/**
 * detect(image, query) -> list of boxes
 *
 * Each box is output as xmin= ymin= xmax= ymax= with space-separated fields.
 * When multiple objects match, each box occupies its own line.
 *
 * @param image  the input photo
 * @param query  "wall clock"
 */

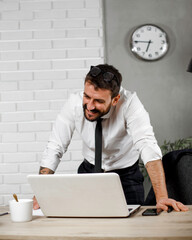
xmin=130 ymin=24 xmax=169 ymax=61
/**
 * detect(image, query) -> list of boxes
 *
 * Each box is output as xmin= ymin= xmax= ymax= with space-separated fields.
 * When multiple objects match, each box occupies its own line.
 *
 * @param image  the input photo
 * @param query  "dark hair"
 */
xmin=85 ymin=64 xmax=122 ymax=98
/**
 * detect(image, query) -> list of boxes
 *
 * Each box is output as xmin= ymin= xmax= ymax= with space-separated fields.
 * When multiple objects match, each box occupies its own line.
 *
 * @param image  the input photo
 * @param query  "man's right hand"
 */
xmin=33 ymin=196 xmax=40 ymax=210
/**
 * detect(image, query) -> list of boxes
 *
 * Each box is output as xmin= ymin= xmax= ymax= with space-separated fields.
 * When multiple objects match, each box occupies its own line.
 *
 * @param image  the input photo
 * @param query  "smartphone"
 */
xmin=142 ymin=208 xmax=162 ymax=216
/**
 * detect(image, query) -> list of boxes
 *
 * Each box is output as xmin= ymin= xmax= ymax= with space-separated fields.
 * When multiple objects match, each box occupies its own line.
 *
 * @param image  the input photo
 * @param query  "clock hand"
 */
xmin=134 ymin=40 xmax=150 ymax=43
xmin=146 ymin=40 xmax=152 ymax=52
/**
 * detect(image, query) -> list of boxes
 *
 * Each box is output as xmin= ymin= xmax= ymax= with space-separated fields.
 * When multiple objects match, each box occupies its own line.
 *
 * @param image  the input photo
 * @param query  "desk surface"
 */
xmin=0 ymin=206 xmax=192 ymax=240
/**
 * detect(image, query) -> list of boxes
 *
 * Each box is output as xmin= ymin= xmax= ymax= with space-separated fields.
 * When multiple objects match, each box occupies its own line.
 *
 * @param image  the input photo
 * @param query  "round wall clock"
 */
xmin=130 ymin=24 xmax=169 ymax=61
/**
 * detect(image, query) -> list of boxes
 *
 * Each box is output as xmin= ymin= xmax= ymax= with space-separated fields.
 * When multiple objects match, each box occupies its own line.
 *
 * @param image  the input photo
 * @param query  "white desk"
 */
xmin=0 ymin=206 xmax=192 ymax=240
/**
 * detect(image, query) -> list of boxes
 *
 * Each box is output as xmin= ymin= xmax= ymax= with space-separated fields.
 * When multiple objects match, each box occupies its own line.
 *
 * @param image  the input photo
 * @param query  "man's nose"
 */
xmin=87 ymin=100 xmax=95 ymax=111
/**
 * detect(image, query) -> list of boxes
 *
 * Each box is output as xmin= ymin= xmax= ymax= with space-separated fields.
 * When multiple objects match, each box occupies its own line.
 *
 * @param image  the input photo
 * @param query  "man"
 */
xmin=33 ymin=64 xmax=188 ymax=212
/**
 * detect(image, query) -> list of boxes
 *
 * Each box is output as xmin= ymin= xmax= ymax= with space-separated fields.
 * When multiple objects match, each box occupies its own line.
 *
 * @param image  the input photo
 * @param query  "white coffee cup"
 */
xmin=9 ymin=199 xmax=33 ymax=222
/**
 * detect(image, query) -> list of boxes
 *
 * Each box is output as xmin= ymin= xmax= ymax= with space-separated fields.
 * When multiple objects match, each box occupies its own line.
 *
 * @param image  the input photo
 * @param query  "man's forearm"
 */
xmin=146 ymin=159 xmax=168 ymax=202
xmin=39 ymin=166 xmax=54 ymax=174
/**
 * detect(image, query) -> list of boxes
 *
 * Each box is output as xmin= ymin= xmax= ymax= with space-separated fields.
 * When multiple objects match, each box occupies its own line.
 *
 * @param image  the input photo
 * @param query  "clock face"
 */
xmin=130 ymin=24 xmax=169 ymax=61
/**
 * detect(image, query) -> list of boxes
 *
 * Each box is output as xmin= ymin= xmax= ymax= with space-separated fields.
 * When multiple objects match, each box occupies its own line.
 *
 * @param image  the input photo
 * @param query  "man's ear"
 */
xmin=112 ymin=94 xmax=120 ymax=106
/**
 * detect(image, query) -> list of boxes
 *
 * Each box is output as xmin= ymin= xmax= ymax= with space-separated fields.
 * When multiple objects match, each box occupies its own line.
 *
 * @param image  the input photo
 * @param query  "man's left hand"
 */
xmin=156 ymin=198 xmax=189 ymax=212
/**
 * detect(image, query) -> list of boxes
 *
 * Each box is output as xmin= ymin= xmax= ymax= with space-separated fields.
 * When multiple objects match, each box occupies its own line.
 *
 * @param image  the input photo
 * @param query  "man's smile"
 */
xmin=84 ymin=106 xmax=101 ymax=121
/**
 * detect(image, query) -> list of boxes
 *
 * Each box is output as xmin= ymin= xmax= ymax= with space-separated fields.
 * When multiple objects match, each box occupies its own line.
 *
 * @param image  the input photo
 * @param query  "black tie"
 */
xmin=94 ymin=118 xmax=102 ymax=173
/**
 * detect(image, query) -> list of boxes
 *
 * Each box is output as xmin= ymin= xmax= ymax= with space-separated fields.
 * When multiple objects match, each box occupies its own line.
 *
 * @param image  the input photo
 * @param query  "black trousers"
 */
xmin=78 ymin=159 xmax=144 ymax=205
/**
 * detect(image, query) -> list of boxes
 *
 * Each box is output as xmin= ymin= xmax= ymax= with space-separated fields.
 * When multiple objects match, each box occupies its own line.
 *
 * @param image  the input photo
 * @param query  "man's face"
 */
xmin=83 ymin=81 xmax=120 ymax=122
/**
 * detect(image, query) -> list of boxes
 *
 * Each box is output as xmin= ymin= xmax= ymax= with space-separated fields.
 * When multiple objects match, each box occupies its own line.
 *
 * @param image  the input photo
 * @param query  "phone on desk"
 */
xmin=142 ymin=208 xmax=163 ymax=216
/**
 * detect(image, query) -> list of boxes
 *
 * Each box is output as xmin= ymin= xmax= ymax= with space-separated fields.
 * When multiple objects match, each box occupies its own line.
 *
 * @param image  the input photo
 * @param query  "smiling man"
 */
xmin=33 ymin=64 xmax=188 ymax=212
xmin=83 ymin=82 xmax=120 ymax=121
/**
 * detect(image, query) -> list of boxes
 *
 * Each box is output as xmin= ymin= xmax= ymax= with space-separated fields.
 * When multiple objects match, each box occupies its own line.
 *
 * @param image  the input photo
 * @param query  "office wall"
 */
xmin=104 ymin=0 xmax=192 ymax=146
xmin=0 ymin=0 xmax=104 ymax=205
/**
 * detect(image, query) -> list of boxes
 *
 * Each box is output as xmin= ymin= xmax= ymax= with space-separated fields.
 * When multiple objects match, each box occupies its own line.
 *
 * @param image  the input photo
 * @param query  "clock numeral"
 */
xmin=136 ymin=34 xmax=140 ymax=38
xmin=155 ymin=52 xmax=159 ymax=56
xmin=148 ymin=54 xmax=152 ymax=58
xmin=147 ymin=26 xmax=151 ymax=31
xmin=161 ymin=40 xmax=165 ymax=44
xmin=142 ymin=52 xmax=145 ymax=56
xmin=137 ymin=47 xmax=141 ymax=51
xmin=159 ymin=34 xmax=163 ymax=37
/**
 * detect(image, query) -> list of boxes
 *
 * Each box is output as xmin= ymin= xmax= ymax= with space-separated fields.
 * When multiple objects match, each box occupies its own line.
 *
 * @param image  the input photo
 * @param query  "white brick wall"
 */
xmin=0 ymin=0 xmax=104 ymax=206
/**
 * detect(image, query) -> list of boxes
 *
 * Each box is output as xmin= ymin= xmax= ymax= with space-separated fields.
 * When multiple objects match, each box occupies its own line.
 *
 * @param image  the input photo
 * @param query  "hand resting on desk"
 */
xmin=156 ymin=198 xmax=188 ymax=212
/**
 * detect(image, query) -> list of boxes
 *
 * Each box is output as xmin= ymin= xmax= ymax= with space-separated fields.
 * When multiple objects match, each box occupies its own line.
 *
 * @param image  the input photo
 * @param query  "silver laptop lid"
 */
xmin=28 ymin=173 xmax=136 ymax=217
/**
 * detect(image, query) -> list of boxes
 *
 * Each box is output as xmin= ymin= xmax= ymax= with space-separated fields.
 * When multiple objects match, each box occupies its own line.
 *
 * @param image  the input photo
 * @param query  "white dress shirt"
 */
xmin=41 ymin=87 xmax=162 ymax=172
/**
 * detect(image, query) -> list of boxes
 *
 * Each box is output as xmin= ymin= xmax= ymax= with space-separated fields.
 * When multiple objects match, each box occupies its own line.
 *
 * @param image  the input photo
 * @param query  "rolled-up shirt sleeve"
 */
xmin=125 ymin=93 xmax=162 ymax=165
xmin=41 ymin=94 xmax=76 ymax=172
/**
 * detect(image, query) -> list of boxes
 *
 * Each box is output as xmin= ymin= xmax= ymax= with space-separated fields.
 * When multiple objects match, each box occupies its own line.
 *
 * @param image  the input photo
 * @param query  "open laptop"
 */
xmin=28 ymin=173 xmax=140 ymax=218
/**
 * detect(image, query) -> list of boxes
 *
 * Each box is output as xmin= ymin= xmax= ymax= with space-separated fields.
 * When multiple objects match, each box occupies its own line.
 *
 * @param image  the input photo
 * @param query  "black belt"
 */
xmin=84 ymin=159 xmax=139 ymax=175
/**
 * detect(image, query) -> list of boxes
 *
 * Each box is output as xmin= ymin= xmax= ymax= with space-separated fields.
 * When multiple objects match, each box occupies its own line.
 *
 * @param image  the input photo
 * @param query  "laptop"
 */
xmin=28 ymin=173 xmax=140 ymax=218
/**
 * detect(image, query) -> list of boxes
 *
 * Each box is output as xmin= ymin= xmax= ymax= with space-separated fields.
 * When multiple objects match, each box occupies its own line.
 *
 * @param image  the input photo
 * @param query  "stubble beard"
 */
xmin=83 ymin=104 xmax=111 ymax=122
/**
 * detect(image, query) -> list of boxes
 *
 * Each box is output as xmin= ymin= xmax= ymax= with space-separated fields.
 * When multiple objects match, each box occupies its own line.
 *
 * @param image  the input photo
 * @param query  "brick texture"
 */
xmin=0 ymin=0 xmax=104 ymax=205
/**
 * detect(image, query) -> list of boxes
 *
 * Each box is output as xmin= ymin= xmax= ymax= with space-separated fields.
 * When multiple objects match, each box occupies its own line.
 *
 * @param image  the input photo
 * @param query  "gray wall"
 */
xmin=104 ymin=0 xmax=192 ymax=146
